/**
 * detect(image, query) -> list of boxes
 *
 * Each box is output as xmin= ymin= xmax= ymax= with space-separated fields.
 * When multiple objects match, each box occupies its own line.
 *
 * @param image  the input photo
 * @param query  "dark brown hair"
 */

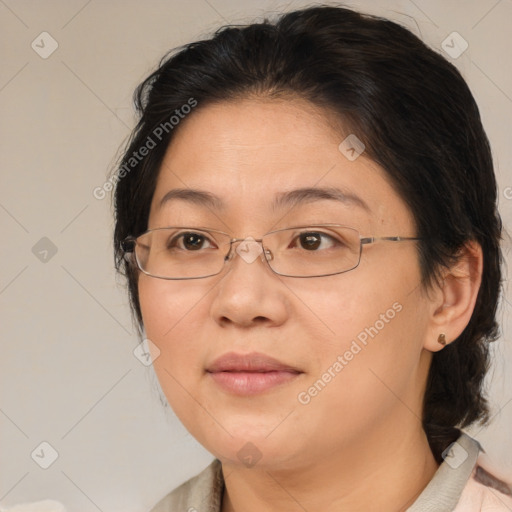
xmin=111 ymin=4 xmax=503 ymax=462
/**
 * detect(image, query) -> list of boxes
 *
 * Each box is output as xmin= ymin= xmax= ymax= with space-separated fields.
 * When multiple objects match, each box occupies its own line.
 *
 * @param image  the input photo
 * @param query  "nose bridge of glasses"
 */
xmin=226 ymin=237 xmax=273 ymax=265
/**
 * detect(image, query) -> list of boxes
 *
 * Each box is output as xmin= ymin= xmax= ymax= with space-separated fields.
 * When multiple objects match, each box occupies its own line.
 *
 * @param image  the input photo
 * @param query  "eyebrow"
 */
xmin=158 ymin=186 xmax=370 ymax=212
xmin=159 ymin=188 xmax=224 ymax=210
xmin=272 ymin=186 xmax=370 ymax=213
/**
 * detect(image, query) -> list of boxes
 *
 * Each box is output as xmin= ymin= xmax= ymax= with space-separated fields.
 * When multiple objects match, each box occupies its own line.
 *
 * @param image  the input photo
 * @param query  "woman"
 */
xmin=112 ymin=5 xmax=512 ymax=511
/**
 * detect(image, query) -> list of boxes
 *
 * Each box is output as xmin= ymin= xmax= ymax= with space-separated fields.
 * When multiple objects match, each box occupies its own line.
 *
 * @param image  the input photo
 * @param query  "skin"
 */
xmin=138 ymin=98 xmax=483 ymax=511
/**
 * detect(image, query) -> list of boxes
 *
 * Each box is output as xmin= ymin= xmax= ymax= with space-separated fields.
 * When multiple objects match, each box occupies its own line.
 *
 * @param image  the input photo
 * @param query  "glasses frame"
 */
xmin=121 ymin=224 xmax=421 ymax=280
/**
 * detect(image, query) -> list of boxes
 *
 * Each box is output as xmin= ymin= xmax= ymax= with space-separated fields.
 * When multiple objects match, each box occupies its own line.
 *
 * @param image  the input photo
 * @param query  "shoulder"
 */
xmin=454 ymin=456 xmax=512 ymax=511
xmin=148 ymin=459 xmax=223 ymax=512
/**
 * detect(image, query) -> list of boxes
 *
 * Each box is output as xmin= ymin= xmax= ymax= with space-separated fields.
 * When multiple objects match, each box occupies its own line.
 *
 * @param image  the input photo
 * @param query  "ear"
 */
xmin=423 ymin=241 xmax=483 ymax=352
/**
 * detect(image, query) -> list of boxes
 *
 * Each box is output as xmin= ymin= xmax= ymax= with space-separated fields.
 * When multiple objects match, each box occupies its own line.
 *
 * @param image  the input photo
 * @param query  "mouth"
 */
xmin=205 ymin=352 xmax=303 ymax=396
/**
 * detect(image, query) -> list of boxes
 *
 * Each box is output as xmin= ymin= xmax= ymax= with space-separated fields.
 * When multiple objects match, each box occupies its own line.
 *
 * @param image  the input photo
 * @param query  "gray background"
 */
xmin=1 ymin=0 xmax=511 ymax=510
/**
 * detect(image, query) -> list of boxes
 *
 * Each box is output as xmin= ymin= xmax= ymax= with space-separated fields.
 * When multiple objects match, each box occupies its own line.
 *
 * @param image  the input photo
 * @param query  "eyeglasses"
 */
xmin=121 ymin=224 xmax=421 ymax=280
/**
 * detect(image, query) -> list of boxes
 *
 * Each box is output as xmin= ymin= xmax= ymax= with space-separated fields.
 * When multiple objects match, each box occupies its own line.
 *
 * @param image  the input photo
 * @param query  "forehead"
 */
xmin=159 ymin=97 xmax=344 ymax=172
xmin=148 ymin=99 xmax=413 ymax=232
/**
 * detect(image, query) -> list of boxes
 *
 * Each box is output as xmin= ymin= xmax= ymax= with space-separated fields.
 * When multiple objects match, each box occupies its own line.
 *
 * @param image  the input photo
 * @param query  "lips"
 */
xmin=206 ymin=352 xmax=303 ymax=395
xmin=207 ymin=352 xmax=301 ymax=373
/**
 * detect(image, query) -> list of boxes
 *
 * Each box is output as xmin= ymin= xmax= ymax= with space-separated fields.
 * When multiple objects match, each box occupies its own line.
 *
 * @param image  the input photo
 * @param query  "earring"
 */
xmin=438 ymin=333 xmax=447 ymax=346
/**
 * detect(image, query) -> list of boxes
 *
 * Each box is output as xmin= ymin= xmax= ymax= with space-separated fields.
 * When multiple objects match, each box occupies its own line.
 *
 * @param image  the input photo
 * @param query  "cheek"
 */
xmin=288 ymin=267 xmax=411 ymax=351
xmin=138 ymin=277 xmax=208 ymax=417
xmin=294 ymin=255 xmax=425 ymax=390
xmin=294 ymin=295 xmax=424 ymax=440
xmin=139 ymin=275 xmax=202 ymax=334
xmin=139 ymin=278 xmax=177 ymax=337
xmin=138 ymin=276 xmax=207 ymax=366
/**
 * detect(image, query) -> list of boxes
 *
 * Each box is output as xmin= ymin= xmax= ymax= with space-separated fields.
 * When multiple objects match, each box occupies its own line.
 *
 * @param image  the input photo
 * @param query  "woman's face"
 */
xmin=139 ymin=98 xmax=435 ymax=468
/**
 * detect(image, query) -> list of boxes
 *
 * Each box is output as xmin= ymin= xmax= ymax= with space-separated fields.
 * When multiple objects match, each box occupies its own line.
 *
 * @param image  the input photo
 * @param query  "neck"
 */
xmin=220 ymin=422 xmax=439 ymax=512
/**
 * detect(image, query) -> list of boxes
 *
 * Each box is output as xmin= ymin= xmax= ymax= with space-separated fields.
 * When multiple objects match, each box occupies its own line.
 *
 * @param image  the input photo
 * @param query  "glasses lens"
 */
xmin=263 ymin=226 xmax=361 ymax=277
xmin=135 ymin=228 xmax=230 ymax=279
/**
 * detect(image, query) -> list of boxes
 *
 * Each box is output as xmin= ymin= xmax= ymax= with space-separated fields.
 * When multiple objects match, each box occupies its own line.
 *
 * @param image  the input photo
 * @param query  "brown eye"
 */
xmin=166 ymin=232 xmax=215 ymax=251
xmin=182 ymin=232 xmax=207 ymax=250
xmin=299 ymin=233 xmax=322 ymax=250
xmin=295 ymin=231 xmax=339 ymax=251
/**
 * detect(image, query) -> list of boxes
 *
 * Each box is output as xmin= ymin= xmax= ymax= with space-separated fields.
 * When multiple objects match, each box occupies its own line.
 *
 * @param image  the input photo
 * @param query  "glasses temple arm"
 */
xmin=360 ymin=236 xmax=422 ymax=245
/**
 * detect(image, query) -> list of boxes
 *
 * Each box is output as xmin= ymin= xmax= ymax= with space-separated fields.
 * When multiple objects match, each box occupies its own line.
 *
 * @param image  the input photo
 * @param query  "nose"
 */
xmin=210 ymin=237 xmax=288 ymax=328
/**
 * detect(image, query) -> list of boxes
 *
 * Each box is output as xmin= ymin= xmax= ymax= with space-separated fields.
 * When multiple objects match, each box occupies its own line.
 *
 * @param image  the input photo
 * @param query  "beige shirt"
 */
xmin=150 ymin=433 xmax=512 ymax=511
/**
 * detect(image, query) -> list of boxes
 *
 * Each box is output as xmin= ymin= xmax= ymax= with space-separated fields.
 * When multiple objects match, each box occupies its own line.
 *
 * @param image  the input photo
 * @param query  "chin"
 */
xmin=188 ymin=420 xmax=307 ymax=470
